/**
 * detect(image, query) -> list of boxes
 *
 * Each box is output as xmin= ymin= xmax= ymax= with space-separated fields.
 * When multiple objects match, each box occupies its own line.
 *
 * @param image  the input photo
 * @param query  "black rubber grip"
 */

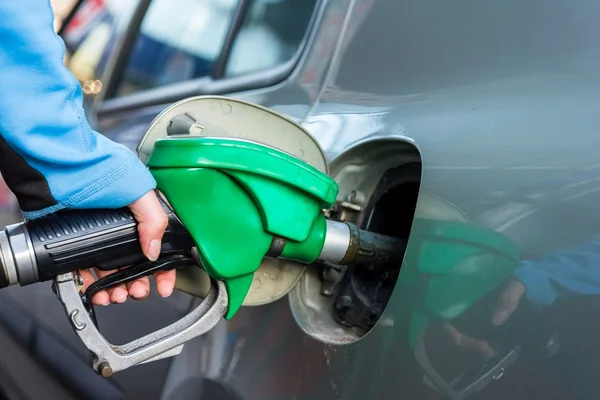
xmin=27 ymin=200 xmax=194 ymax=283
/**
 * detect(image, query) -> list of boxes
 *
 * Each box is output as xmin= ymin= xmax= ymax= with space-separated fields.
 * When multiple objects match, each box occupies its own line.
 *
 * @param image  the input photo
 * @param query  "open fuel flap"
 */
xmin=139 ymin=96 xmax=332 ymax=310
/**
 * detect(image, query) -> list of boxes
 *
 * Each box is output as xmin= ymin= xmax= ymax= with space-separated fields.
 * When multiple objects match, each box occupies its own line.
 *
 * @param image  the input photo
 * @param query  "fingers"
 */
xmin=491 ymin=279 xmax=526 ymax=326
xmin=154 ymin=269 xmax=176 ymax=298
xmin=128 ymin=191 xmax=175 ymax=299
xmin=79 ymin=269 xmax=110 ymax=306
xmin=78 ymin=191 xmax=175 ymax=306
xmin=78 ymin=268 xmax=169 ymax=305
xmin=128 ymin=191 xmax=169 ymax=262
xmin=126 ymin=276 xmax=151 ymax=300
xmin=95 ymin=268 xmax=128 ymax=304
xmin=443 ymin=323 xmax=496 ymax=360
xmin=93 ymin=269 xmax=152 ymax=303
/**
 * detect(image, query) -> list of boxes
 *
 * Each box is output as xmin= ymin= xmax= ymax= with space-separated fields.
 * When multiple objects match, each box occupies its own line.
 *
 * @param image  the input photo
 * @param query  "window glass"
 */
xmin=61 ymin=0 xmax=140 ymax=96
xmin=115 ymin=0 xmax=239 ymax=97
xmin=225 ymin=0 xmax=317 ymax=77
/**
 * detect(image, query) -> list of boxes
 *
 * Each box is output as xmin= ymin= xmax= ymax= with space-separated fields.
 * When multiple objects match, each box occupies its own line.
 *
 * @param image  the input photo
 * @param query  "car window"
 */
xmin=225 ymin=0 xmax=317 ymax=77
xmin=115 ymin=0 xmax=239 ymax=97
xmin=61 ymin=0 xmax=140 ymax=97
xmin=113 ymin=0 xmax=318 ymax=98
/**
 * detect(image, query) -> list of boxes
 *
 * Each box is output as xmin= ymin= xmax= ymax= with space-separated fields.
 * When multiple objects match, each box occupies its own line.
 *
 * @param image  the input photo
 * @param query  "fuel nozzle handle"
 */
xmin=0 ymin=199 xmax=194 ymax=289
xmin=0 ymin=204 xmax=404 ymax=292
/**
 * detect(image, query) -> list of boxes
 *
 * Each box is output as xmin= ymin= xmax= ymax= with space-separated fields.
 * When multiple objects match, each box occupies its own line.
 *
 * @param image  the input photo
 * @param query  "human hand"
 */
xmin=443 ymin=322 xmax=496 ymax=360
xmin=491 ymin=279 xmax=526 ymax=326
xmin=79 ymin=191 xmax=177 ymax=305
xmin=443 ymin=279 xmax=526 ymax=360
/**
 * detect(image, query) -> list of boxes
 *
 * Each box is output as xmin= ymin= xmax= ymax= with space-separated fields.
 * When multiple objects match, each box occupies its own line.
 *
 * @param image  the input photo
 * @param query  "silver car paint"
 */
xmin=3 ymin=0 xmax=600 ymax=399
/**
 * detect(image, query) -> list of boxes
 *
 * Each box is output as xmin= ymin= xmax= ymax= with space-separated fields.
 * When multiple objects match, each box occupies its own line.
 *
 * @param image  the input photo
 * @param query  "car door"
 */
xmin=0 ymin=1 xmax=333 ymax=399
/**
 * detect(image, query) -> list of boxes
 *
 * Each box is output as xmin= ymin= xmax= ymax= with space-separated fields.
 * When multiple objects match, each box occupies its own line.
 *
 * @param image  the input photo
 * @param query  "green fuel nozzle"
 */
xmin=0 ymin=96 xmax=405 ymax=377
xmin=147 ymin=136 xmax=403 ymax=319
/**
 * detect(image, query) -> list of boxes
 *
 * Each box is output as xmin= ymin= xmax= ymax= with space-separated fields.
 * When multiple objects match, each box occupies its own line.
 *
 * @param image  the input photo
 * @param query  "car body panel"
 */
xmin=2 ymin=0 xmax=600 ymax=399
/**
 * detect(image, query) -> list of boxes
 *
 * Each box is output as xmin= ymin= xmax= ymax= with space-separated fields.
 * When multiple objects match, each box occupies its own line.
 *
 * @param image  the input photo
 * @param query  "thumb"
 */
xmin=491 ymin=279 xmax=526 ymax=326
xmin=128 ymin=191 xmax=169 ymax=261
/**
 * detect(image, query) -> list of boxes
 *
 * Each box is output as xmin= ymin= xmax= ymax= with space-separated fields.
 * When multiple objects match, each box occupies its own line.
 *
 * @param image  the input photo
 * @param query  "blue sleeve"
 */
xmin=514 ymin=234 xmax=600 ymax=308
xmin=0 ymin=1 xmax=156 ymax=219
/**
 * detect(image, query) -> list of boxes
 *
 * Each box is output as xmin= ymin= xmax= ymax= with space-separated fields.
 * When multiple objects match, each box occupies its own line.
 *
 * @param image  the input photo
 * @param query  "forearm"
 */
xmin=0 ymin=0 xmax=155 ymax=219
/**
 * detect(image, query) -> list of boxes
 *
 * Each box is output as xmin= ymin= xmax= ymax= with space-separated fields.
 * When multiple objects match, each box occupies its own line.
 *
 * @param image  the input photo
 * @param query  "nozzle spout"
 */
xmin=318 ymin=220 xmax=406 ymax=271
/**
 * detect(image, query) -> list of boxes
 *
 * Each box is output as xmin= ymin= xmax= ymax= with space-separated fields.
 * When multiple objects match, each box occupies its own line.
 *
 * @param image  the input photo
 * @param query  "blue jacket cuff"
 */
xmin=513 ymin=260 xmax=558 ymax=308
xmin=23 ymin=152 xmax=156 ymax=219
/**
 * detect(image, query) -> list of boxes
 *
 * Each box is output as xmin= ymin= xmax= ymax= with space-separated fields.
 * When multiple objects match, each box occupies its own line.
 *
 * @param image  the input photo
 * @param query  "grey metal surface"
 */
xmin=220 ymin=0 xmax=600 ymax=397
xmin=52 ymin=272 xmax=228 ymax=376
xmin=5 ymin=223 xmax=38 ymax=285
xmin=0 ymin=230 xmax=18 ymax=286
xmin=318 ymin=220 xmax=350 ymax=263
